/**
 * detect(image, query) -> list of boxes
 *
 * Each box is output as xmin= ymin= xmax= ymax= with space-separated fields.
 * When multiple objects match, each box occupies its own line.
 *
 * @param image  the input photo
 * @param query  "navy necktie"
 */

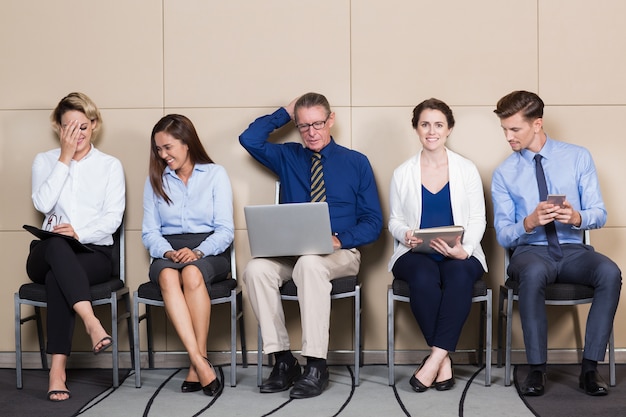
xmin=534 ymin=154 xmax=563 ymax=260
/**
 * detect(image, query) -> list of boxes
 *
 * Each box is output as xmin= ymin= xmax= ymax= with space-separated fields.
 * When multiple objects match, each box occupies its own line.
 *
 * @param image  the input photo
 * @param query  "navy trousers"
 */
xmin=507 ymin=244 xmax=621 ymax=364
xmin=26 ymin=237 xmax=112 ymax=355
xmin=392 ymin=252 xmax=483 ymax=352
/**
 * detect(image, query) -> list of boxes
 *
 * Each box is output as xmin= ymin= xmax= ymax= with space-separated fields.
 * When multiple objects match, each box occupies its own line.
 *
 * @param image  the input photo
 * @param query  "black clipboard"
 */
xmin=23 ymin=224 xmax=94 ymax=253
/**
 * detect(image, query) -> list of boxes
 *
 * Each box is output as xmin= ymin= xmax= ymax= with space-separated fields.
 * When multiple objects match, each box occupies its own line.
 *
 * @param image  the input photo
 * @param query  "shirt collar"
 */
xmin=520 ymin=135 xmax=555 ymax=163
xmin=308 ymin=137 xmax=337 ymax=159
xmin=164 ymin=163 xmax=208 ymax=179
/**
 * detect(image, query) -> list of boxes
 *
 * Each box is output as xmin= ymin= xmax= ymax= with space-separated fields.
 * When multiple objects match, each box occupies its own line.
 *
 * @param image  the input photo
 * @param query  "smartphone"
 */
xmin=547 ymin=194 xmax=566 ymax=207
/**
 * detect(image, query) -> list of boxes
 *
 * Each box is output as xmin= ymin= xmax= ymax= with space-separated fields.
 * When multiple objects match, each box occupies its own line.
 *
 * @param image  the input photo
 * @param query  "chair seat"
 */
xmin=137 ymin=278 xmax=237 ymax=301
xmin=279 ymin=275 xmax=358 ymax=296
xmin=392 ymin=277 xmax=488 ymax=298
xmin=18 ymin=279 xmax=125 ymax=303
xmin=504 ymin=279 xmax=595 ymax=300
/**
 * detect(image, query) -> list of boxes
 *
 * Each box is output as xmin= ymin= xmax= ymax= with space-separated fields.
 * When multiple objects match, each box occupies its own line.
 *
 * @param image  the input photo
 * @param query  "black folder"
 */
xmin=23 ymin=224 xmax=94 ymax=253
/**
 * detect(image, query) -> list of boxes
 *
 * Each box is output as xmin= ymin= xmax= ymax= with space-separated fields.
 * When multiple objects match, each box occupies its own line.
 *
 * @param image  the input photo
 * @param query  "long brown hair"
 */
xmin=148 ymin=114 xmax=213 ymax=204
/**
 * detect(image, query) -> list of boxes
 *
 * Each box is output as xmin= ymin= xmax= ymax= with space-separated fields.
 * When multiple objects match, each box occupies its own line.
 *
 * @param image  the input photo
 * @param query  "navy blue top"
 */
xmin=239 ymin=107 xmax=383 ymax=249
xmin=420 ymin=183 xmax=453 ymax=261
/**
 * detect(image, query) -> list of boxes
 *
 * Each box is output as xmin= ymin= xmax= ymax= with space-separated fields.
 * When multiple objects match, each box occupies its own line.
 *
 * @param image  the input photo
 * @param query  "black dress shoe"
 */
xmin=289 ymin=365 xmax=329 ymax=399
xmin=579 ymin=370 xmax=609 ymax=396
xmin=520 ymin=370 xmax=546 ymax=396
xmin=434 ymin=357 xmax=455 ymax=391
xmin=260 ymin=357 xmax=302 ymax=393
xmin=409 ymin=355 xmax=432 ymax=392
xmin=181 ymin=380 xmax=202 ymax=393
xmin=202 ymin=359 xmax=223 ymax=397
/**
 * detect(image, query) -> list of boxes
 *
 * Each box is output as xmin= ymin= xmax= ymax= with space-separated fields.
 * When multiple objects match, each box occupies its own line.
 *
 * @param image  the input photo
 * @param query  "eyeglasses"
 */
xmin=295 ymin=115 xmax=330 ymax=133
xmin=45 ymin=213 xmax=62 ymax=231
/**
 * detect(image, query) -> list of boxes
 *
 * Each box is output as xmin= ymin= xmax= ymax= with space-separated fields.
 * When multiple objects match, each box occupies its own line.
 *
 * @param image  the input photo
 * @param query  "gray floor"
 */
xmin=77 ymin=364 xmax=534 ymax=417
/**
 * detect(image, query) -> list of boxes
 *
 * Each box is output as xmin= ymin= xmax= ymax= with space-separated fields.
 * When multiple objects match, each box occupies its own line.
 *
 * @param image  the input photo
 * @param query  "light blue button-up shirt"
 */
xmin=142 ymin=163 xmax=234 ymax=258
xmin=491 ymin=136 xmax=606 ymax=249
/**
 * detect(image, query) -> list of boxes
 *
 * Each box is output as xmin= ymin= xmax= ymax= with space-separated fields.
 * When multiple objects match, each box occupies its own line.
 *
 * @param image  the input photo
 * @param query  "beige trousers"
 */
xmin=243 ymin=248 xmax=360 ymax=359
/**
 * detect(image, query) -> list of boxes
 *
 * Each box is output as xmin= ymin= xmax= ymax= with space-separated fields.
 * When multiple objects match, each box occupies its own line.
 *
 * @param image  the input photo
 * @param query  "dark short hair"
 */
xmin=494 ymin=90 xmax=544 ymax=121
xmin=294 ymin=92 xmax=331 ymax=123
xmin=411 ymin=98 xmax=455 ymax=129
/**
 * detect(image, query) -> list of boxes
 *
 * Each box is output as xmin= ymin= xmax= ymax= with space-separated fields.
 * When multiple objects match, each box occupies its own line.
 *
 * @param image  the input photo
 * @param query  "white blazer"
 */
xmin=388 ymin=148 xmax=488 ymax=272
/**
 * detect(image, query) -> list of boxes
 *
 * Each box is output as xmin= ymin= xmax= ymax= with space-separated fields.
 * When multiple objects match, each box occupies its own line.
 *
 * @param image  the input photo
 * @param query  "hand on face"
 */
xmin=59 ymin=120 xmax=81 ymax=163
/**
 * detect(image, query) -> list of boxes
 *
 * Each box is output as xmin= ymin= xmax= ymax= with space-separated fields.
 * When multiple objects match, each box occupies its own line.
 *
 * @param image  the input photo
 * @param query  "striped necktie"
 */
xmin=310 ymin=152 xmax=326 ymax=202
xmin=534 ymin=154 xmax=563 ymax=260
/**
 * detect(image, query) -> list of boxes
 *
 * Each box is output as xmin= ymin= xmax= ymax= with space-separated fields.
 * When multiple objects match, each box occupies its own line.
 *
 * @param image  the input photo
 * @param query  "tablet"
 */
xmin=411 ymin=225 xmax=464 ymax=254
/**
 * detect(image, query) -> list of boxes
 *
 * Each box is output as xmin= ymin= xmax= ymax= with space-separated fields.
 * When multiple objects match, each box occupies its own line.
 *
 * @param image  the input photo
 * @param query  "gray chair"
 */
xmin=256 ymin=181 xmax=362 ymax=386
xmin=497 ymin=230 xmax=616 ymax=386
xmin=133 ymin=243 xmax=247 ymax=388
xmin=14 ymin=225 xmax=132 ymax=389
xmin=387 ymin=240 xmax=492 ymax=386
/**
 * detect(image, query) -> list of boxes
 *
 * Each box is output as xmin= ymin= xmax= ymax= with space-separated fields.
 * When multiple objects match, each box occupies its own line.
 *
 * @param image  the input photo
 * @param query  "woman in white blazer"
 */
xmin=388 ymin=98 xmax=488 ymax=393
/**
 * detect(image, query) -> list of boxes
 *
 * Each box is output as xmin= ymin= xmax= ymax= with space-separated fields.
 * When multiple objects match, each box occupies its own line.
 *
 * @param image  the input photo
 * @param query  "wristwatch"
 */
xmin=193 ymin=250 xmax=204 ymax=259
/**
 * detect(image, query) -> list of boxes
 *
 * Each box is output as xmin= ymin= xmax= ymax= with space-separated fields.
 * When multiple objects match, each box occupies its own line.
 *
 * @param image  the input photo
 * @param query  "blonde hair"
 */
xmin=50 ymin=92 xmax=102 ymax=136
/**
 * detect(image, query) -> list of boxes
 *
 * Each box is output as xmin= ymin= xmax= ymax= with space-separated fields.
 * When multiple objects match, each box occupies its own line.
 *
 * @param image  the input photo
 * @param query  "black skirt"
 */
xmin=148 ymin=233 xmax=230 ymax=291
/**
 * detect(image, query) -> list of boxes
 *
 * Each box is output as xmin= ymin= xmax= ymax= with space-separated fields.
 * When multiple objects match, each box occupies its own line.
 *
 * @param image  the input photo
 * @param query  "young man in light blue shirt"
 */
xmin=491 ymin=90 xmax=621 ymax=397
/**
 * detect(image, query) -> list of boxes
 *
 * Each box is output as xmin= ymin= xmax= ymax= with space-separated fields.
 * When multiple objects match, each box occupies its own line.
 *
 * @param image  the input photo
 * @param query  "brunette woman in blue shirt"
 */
xmin=142 ymin=114 xmax=234 ymax=396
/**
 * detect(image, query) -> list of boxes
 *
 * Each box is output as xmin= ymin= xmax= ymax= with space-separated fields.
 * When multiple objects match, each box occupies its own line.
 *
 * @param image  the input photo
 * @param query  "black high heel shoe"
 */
xmin=181 ymin=380 xmax=202 ymax=393
xmin=202 ymin=358 xmax=222 ymax=397
xmin=409 ymin=355 xmax=431 ymax=392
xmin=434 ymin=356 xmax=455 ymax=391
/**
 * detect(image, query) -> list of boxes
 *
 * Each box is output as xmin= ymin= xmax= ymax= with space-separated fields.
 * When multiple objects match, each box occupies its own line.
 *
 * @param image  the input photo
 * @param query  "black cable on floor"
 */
xmin=458 ymin=364 xmax=485 ymax=417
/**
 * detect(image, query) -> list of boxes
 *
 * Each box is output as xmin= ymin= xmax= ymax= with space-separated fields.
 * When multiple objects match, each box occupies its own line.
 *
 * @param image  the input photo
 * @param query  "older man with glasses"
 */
xmin=239 ymin=92 xmax=382 ymax=399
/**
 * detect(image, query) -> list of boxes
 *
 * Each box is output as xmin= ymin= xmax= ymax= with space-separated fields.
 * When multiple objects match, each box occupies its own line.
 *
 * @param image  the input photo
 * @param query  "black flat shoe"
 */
xmin=202 ymin=359 xmax=222 ymax=397
xmin=434 ymin=356 xmax=455 ymax=391
xmin=579 ymin=370 xmax=609 ymax=396
xmin=409 ymin=355 xmax=431 ymax=393
xmin=181 ymin=380 xmax=202 ymax=393
xmin=521 ymin=370 xmax=546 ymax=397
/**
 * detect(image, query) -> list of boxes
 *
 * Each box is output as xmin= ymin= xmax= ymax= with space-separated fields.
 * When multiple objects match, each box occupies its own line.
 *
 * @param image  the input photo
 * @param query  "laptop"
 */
xmin=244 ymin=202 xmax=334 ymax=258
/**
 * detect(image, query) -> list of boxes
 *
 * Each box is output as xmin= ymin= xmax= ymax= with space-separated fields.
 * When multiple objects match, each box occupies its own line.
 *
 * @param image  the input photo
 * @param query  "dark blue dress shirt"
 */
xmin=240 ymin=107 xmax=383 ymax=249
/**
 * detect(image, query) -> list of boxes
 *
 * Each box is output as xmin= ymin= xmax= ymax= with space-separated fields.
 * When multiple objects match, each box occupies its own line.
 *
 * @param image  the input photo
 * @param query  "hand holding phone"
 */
xmin=547 ymin=194 xmax=565 ymax=208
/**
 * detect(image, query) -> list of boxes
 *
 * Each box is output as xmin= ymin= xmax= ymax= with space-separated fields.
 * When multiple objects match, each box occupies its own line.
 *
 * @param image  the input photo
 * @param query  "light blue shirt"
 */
xmin=142 ymin=163 xmax=234 ymax=258
xmin=491 ymin=136 xmax=606 ymax=249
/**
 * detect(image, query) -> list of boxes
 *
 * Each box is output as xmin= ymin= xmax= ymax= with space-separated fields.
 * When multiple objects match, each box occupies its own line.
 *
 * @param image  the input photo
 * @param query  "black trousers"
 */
xmin=26 ymin=237 xmax=113 ymax=355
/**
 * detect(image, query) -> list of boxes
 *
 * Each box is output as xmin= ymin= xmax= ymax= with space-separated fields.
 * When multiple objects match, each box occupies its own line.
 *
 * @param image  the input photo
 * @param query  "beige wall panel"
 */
xmin=0 ymin=1 xmax=163 ymax=110
xmin=351 ymin=1 xmax=538 ymax=106
xmin=542 ymin=106 xmax=626 ymax=227
xmin=163 ymin=0 xmax=351 ymax=108
xmin=0 ymin=110 xmax=57 ymax=230
xmin=539 ymin=0 xmax=626 ymax=104
xmin=97 ymin=109 xmax=166 ymax=231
